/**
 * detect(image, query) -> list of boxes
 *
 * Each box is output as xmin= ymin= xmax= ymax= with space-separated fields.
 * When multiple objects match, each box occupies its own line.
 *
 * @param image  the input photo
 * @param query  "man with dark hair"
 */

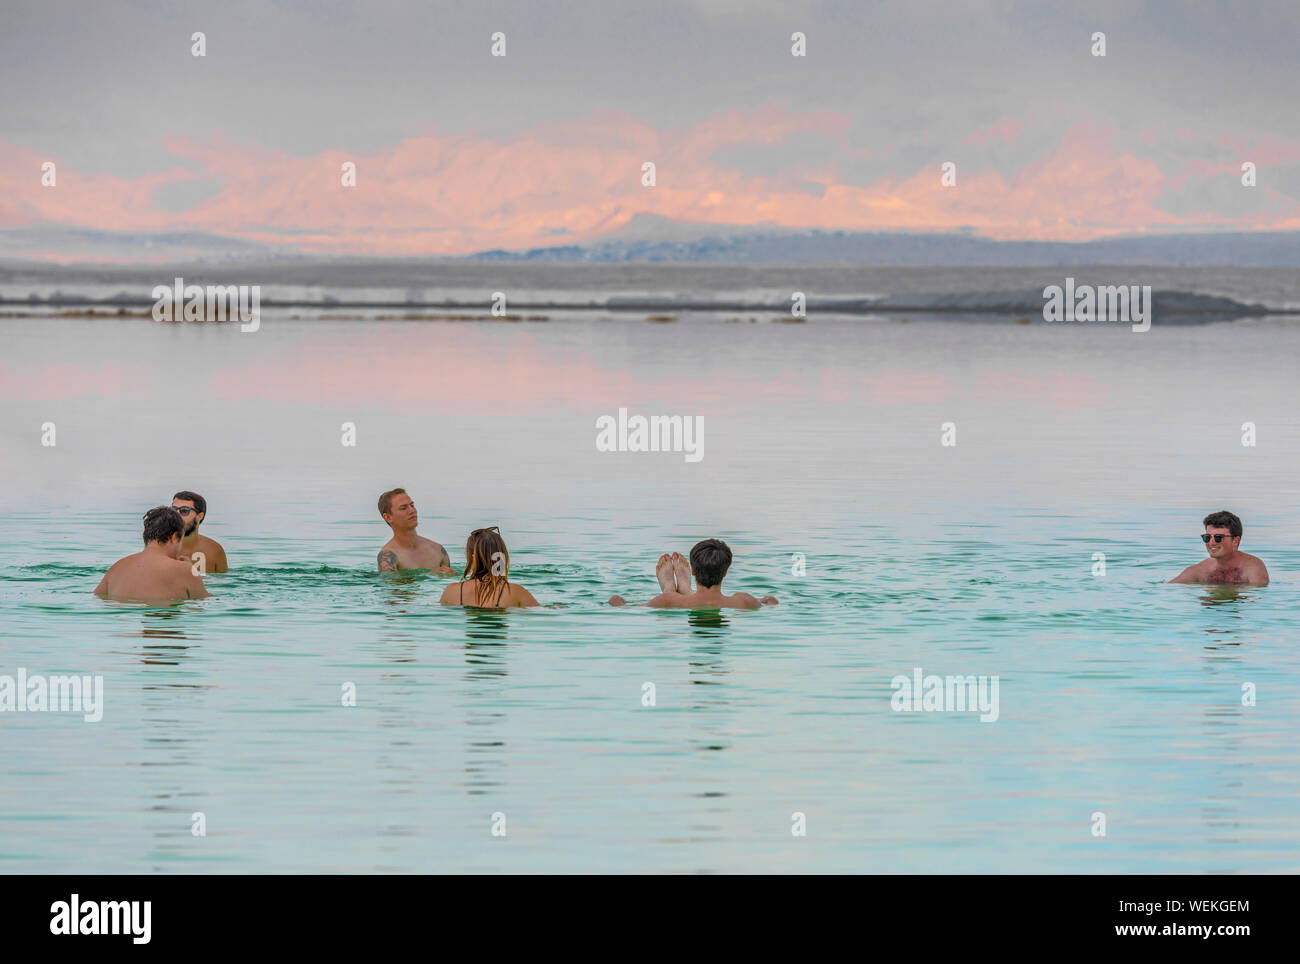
xmin=376 ymin=487 xmax=452 ymax=573
xmin=172 ymin=490 xmax=228 ymax=574
xmin=608 ymin=538 xmax=778 ymax=609
xmin=1170 ymin=510 xmax=1269 ymax=586
xmin=94 ymin=507 xmax=211 ymax=602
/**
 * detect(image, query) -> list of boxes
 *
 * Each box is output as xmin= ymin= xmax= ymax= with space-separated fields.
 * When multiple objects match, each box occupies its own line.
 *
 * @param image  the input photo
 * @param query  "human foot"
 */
xmin=671 ymin=552 xmax=693 ymax=594
xmin=656 ymin=553 xmax=676 ymax=593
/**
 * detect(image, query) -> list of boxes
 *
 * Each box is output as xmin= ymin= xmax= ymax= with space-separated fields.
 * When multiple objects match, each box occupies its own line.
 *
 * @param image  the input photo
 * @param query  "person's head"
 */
xmin=1202 ymin=510 xmax=1243 ymax=559
xmin=378 ymin=488 xmax=417 ymax=531
xmin=143 ymin=506 xmax=185 ymax=549
xmin=171 ymin=490 xmax=206 ymax=536
xmin=690 ymin=538 xmax=733 ymax=589
xmin=463 ymin=527 xmax=510 ymax=602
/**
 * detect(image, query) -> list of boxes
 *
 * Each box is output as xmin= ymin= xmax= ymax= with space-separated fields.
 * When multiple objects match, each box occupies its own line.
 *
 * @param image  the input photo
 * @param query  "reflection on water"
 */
xmin=136 ymin=607 xmax=193 ymax=667
xmin=688 ymin=638 xmax=731 ymax=759
xmin=687 ymin=608 xmax=730 ymax=637
xmin=379 ymin=572 xmax=430 ymax=652
xmin=1192 ymin=585 xmax=1253 ymax=863
xmin=464 ymin=637 xmax=509 ymax=678
xmin=1198 ymin=585 xmax=1256 ymax=608
xmin=1198 ymin=586 xmax=1254 ymax=654
xmin=464 ymin=608 xmax=510 ymax=642
xmin=379 ymin=571 xmax=426 ymax=610
xmin=685 ymin=634 xmax=732 ymax=862
xmin=125 ymin=607 xmax=209 ymax=869
xmin=1199 ymin=699 xmax=1246 ymax=857
xmin=688 ymin=639 xmax=729 ymax=688
xmin=463 ymin=637 xmax=508 ymax=798
xmin=1198 ymin=652 xmax=1248 ymax=857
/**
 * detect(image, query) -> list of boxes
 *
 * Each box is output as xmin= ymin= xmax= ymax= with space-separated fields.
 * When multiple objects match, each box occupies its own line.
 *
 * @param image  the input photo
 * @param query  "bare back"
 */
xmin=95 ymin=550 xmax=210 ymax=603
xmin=439 ymin=578 xmax=539 ymax=608
xmin=647 ymin=589 xmax=763 ymax=610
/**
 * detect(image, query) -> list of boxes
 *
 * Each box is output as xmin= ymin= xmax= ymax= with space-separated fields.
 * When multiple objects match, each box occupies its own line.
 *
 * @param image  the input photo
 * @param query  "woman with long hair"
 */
xmin=439 ymin=527 xmax=540 ymax=608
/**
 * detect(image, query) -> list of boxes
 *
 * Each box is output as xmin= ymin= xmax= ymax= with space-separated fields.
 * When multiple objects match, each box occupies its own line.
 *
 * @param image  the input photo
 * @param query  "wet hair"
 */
xmin=463 ymin=527 xmax=509 ymax=606
xmin=172 ymin=490 xmax=206 ymax=519
xmin=690 ymin=538 xmax=732 ymax=588
xmin=378 ymin=487 xmax=407 ymax=518
xmin=143 ymin=506 xmax=185 ymax=545
xmin=1203 ymin=510 xmax=1243 ymax=540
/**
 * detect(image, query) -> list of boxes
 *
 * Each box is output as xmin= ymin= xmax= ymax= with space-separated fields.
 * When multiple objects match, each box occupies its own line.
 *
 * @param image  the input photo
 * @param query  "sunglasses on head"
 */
xmin=471 ymin=526 xmax=500 ymax=536
xmin=1201 ymin=533 xmax=1231 ymax=544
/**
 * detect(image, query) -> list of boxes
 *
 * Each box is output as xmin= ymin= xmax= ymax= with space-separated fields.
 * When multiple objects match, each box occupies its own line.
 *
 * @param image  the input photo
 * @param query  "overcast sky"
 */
xmin=2 ymin=0 xmax=1297 ymax=255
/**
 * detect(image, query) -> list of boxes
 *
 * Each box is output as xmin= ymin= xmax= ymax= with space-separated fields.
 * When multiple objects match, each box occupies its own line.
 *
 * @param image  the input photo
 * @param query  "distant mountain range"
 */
xmin=470 ymin=214 xmax=1300 ymax=266
xmin=3 ymin=216 xmax=1299 ymax=266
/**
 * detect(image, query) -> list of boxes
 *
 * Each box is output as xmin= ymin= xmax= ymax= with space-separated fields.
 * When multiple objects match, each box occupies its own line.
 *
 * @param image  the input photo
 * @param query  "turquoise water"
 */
xmin=2 ymin=292 xmax=1299 ymax=872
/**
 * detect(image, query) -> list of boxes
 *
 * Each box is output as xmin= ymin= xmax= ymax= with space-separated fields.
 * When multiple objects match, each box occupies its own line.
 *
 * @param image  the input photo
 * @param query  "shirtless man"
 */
xmin=1170 ymin=510 xmax=1269 ymax=586
xmin=609 ymin=538 xmax=779 ymax=609
xmin=172 ymin=490 xmax=228 ymax=574
xmin=376 ymin=487 xmax=453 ymax=573
xmin=94 ymin=506 xmax=211 ymax=603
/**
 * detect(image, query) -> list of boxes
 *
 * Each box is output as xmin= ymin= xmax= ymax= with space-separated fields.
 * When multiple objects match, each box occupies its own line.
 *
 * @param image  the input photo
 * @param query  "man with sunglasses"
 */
xmin=171 ymin=490 xmax=229 ymax=574
xmin=376 ymin=487 xmax=452 ymax=573
xmin=1170 ymin=510 xmax=1269 ymax=586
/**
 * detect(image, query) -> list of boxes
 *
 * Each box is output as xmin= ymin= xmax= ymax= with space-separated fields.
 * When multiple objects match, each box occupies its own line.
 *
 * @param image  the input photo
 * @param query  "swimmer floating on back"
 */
xmin=609 ymin=538 xmax=778 ymax=609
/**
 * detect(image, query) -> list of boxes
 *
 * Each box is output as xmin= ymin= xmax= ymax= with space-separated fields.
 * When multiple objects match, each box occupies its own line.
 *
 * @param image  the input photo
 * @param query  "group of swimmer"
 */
xmin=92 ymin=487 xmax=780 ymax=608
xmin=94 ymin=491 xmax=1269 ymax=606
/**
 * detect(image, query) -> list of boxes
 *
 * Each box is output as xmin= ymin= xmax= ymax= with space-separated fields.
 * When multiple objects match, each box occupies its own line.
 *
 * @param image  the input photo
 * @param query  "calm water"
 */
xmin=2 ymin=267 xmax=1299 ymax=872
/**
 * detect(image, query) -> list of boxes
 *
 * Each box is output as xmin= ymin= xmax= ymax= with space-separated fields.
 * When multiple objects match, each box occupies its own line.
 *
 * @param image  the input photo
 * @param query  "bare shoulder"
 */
xmin=424 ymin=537 xmax=451 ymax=568
xmin=1170 ymin=560 xmax=1207 ymax=583
xmin=94 ymin=559 xmax=122 ymax=595
xmin=180 ymin=561 xmax=210 ymax=598
xmin=377 ymin=544 xmax=399 ymax=572
xmin=728 ymin=591 xmax=762 ymax=610
xmin=646 ymin=593 xmax=680 ymax=609
xmin=1243 ymin=552 xmax=1270 ymax=583
xmin=512 ymin=584 xmax=540 ymax=607
xmin=103 ymin=552 xmax=139 ymax=578
xmin=438 ymin=582 xmax=459 ymax=604
xmin=200 ymin=534 xmax=227 ymax=558
xmin=167 ymin=557 xmax=203 ymax=594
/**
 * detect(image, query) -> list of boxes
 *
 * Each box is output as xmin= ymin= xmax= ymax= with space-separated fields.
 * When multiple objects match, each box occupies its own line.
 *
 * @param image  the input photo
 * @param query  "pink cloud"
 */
xmin=3 ymin=108 xmax=1300 ymax=257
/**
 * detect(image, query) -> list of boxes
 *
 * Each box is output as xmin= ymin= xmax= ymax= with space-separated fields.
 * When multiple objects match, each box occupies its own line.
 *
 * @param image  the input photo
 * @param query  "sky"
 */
xmin=1 ymin=0 xmax=1298 ymax=256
